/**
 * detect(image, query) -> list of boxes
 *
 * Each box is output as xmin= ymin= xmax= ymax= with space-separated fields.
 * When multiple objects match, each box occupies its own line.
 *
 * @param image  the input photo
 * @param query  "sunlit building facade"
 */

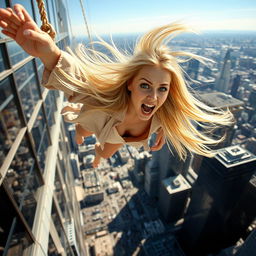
xmin=0 ymin=0 xmax=86 ymax=255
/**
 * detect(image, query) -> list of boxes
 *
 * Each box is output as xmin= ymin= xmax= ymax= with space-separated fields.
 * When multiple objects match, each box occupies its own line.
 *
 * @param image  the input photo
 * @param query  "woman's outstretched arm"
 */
xmin=0 ymin=4 xmax=60 ymax=71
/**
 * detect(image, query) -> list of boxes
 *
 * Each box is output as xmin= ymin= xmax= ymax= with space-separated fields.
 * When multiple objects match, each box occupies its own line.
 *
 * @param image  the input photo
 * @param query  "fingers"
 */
xmin=0 ymin=7 xmax=21 ymax=26
xmin=6 ymin=8 xmax=20 ymax=26
xmin=1 ymin=29 xmax=16 ymax=40
xmin=13 ymin=4 xmax=27 ymax=22
xmin=13 ymin=4 xmax=31 ymax=23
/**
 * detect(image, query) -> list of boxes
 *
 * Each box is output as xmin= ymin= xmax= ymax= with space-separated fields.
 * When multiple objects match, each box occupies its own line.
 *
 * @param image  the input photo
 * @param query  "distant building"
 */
xmin=249 ymin=85 xmax=256 ymax=109
xmin=144 ymin=156 xmax=159 ymax=199
xmin=177 ymin=145 xmax=256 ymax=256
xmin=231 ymin=74 xmax=241 ymax=99
xmin=141 ymin=235 xmax=185 ymax=256
xmin=133 ymin=151 xmax=152 ymax=184
xmin=158 ymin=174 xmax=191 ymax=223
xmin=244 ymin=137 xmax=256 ymax=155
xmin=191 ymin=92 xmax=244 ymax=174
xmin=216 ymin=49 xmax=232 ymax=93
xmin=187 ymin=59 xmax=200 ymax=80
xmin=144 ymin=144 xmax=192 ymax=198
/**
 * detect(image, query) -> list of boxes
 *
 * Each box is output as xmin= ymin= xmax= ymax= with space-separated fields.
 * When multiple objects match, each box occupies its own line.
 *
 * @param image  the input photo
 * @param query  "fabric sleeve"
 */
xmin=41 ymin=50 xmax=87 ymax=100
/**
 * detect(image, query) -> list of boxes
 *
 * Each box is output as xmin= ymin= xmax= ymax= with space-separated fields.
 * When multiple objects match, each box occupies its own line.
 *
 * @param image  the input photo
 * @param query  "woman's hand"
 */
xmin=150 ymin=128 xmax=165 ymax=151
xmin=0 ymin=4 xmax=60 ymax=71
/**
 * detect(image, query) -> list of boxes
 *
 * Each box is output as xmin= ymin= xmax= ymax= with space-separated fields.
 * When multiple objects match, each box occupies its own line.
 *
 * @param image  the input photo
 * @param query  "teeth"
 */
xmin=144 ymin=104 xmax=155 ymax=108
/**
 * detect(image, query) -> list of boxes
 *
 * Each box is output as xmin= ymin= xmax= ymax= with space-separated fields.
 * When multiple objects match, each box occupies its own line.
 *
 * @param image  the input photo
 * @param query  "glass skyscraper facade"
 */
xmin=0 ymin=0 xmax=86 ymax=255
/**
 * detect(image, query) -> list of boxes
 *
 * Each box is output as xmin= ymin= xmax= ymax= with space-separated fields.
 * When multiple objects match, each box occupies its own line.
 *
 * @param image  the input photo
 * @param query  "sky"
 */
xmin=67 ymin=0 xmax=256 ymax=36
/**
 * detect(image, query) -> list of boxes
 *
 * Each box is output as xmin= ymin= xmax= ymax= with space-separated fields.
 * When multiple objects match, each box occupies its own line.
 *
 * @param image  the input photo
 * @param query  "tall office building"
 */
xmin=249 ymin=85 xmax=256 ymax=109
xmin=0 ymin=1 xmax=86 ymax=255
xmin=144 ymin=144 xmax=191 ymax=200
xmin=177 ymin=145 xmax=256 ymax=256
xmin=158 ymin=174 xmax=191 ymax=223
xmin=187 ymin=59 xmax=200 ymax=80
xmin=191 ymin=92 xmax=244 ymax=174
xmin=144 ymin=155 xmax=159 ymax=199
xmin=230 ymin=74 xmax=241 ymax=99
xmin=216 ymin=49 xmax=232 ymax=93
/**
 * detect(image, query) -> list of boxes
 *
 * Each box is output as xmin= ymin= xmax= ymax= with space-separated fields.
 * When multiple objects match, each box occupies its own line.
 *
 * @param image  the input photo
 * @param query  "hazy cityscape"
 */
xmin=0 ymin=2 xmax=256 ymax=254
xmin=66 ymin=31 xmax=256 ymax=255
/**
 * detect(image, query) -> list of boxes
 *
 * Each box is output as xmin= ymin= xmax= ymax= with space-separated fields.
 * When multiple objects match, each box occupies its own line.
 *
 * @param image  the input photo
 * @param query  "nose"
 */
xmin=147 ymin=89 xmax=158 ymax=101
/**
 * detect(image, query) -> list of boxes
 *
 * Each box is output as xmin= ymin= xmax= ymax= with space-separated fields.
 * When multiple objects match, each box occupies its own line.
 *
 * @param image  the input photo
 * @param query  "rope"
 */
xmin=79 ymin=0 xmax=93 ymax=44
xmin=36 ymin=0 xmax=56 ymax=40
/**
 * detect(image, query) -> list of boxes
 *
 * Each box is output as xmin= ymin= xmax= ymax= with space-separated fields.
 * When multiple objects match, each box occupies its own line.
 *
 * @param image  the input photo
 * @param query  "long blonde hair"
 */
xmin=62 ymin=23 xmax=234 ymax=160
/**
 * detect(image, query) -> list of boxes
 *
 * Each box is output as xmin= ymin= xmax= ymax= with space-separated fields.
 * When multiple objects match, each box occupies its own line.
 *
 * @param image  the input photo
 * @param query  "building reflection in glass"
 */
xmin=0 ymin=185 xmax=33 ymax=255
xmin=6 ymin=41 xmax=29 ymax=66
xmin=32 ymin=107 xmax=50 ymax=171
xmin=0 ymin=44 xmax=8 ymax=73
xmin=14 ymin=61 xmax=40 ymax=121
xmin=51 ymin=202 xmax=73 ymax=256
xmin=5 ymin=136 xmax=42 ymax=229
xmin=35 ymin=58 xmax=45 ymax=94
xmin=44 ymin=91 xmax=57 ymax=128
xmin=0 ymin=78 xmax=22 ymax=166
xmin=54 ymin=166 xmax=70 ymax=220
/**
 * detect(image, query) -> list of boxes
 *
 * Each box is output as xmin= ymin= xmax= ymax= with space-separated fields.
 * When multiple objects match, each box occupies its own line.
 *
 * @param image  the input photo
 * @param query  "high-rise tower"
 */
xmin=216 ymin=49 xmax=232 ymax=93
xmin=230 ymin=74 xmax=241 ymax=99
xmin=177 ymin=145 xmax=256 ymax=256
xmin=0 ymin=1 xmax=86 ymax=255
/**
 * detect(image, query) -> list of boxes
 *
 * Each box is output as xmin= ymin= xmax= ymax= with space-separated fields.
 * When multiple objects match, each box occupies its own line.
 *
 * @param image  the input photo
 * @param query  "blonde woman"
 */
xmin=0 ymin=5 xmax=233 ymax=168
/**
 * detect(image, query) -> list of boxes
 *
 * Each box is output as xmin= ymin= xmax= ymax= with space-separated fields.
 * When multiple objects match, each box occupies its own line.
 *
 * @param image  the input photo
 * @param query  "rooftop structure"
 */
xmin=163 ymin=174 xmax=191 ymax=195
xmin=216 ymin=145 xmax=256 ymax=168
xmin=199 ymin=92 xmax=244 ymax=110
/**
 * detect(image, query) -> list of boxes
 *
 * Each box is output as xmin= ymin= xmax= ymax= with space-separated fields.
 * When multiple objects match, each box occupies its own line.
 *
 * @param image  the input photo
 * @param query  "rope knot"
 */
xmin=41 ymin=23 xmax=56 ymax=39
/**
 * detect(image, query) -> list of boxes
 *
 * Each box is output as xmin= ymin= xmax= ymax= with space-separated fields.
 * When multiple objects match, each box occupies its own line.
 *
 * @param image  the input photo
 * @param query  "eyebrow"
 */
xmin=140 ymin=78 xmax=170 ymax=86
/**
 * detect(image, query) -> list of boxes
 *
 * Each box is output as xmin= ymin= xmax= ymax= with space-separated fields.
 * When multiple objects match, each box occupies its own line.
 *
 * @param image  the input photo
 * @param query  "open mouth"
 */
xmin=141 ymin=104 xmax=155 ymax=115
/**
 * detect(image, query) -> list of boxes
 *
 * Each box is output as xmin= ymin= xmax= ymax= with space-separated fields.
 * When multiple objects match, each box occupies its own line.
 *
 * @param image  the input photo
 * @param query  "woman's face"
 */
xmin=127 ymin=65 xmax=171 ymax=121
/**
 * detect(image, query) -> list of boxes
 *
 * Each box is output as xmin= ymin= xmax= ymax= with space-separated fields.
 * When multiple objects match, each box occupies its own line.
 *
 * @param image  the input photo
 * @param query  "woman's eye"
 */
xmin=159 ymin=87 xmax=168 ymax=92
xmin=140 ymin=83 xmax=150 ymax=89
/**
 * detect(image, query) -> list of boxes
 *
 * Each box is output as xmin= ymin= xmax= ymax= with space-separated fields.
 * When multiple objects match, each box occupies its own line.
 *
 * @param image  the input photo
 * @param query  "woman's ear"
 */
xmin=127 ymin=79 xmax=132 ymax=92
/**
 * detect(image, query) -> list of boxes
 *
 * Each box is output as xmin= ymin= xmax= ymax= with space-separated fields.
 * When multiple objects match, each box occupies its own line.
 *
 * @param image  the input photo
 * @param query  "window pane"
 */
xmin=54 ymin=167 xmax=70 ymax=220
xmin=47 ymin=1 xmax=58 ymax=34
xmin=14 ymin=62 xmax=40 ymax=121
xmin=6 ymin=41 xmax=29 ymax=66
xmin=0 ymin=78 xmax=22 ymax=166
xmin=32 ymin=1 xmax=41 ymax=25
xmin=5 ymin=137 xmax=42 ymax=229
xmin=0 ymin=44 xmax=8 ymax=73
xmin=48 ymin=233 xmax=60 ymax=256
xmin=32 ymin=107 xmax=50 ymax=171
xmin=44 ymin=91 xmax=56 ymax=127
xmin=0 ymin=185 xmax=33 ymax=255
xmin=11 ymin=0 xmax=34 ymax=19
xmin=35 ymin=58 xmax=45 ymax=93
xmin=51 ymin=202 xmax=71 ymax=252
xmin=0 ymin=1 xmax=6 ymax=8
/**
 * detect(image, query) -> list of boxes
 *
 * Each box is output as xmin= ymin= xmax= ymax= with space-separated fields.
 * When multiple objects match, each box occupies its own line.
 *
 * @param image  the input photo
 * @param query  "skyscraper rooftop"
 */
xmin=199 ymin=92 xmax=244 ymax=109
xmin=216 ymin=145 xmax=256 ymax=168
xmin=163 ymin=174 xmax=191 ymax=194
